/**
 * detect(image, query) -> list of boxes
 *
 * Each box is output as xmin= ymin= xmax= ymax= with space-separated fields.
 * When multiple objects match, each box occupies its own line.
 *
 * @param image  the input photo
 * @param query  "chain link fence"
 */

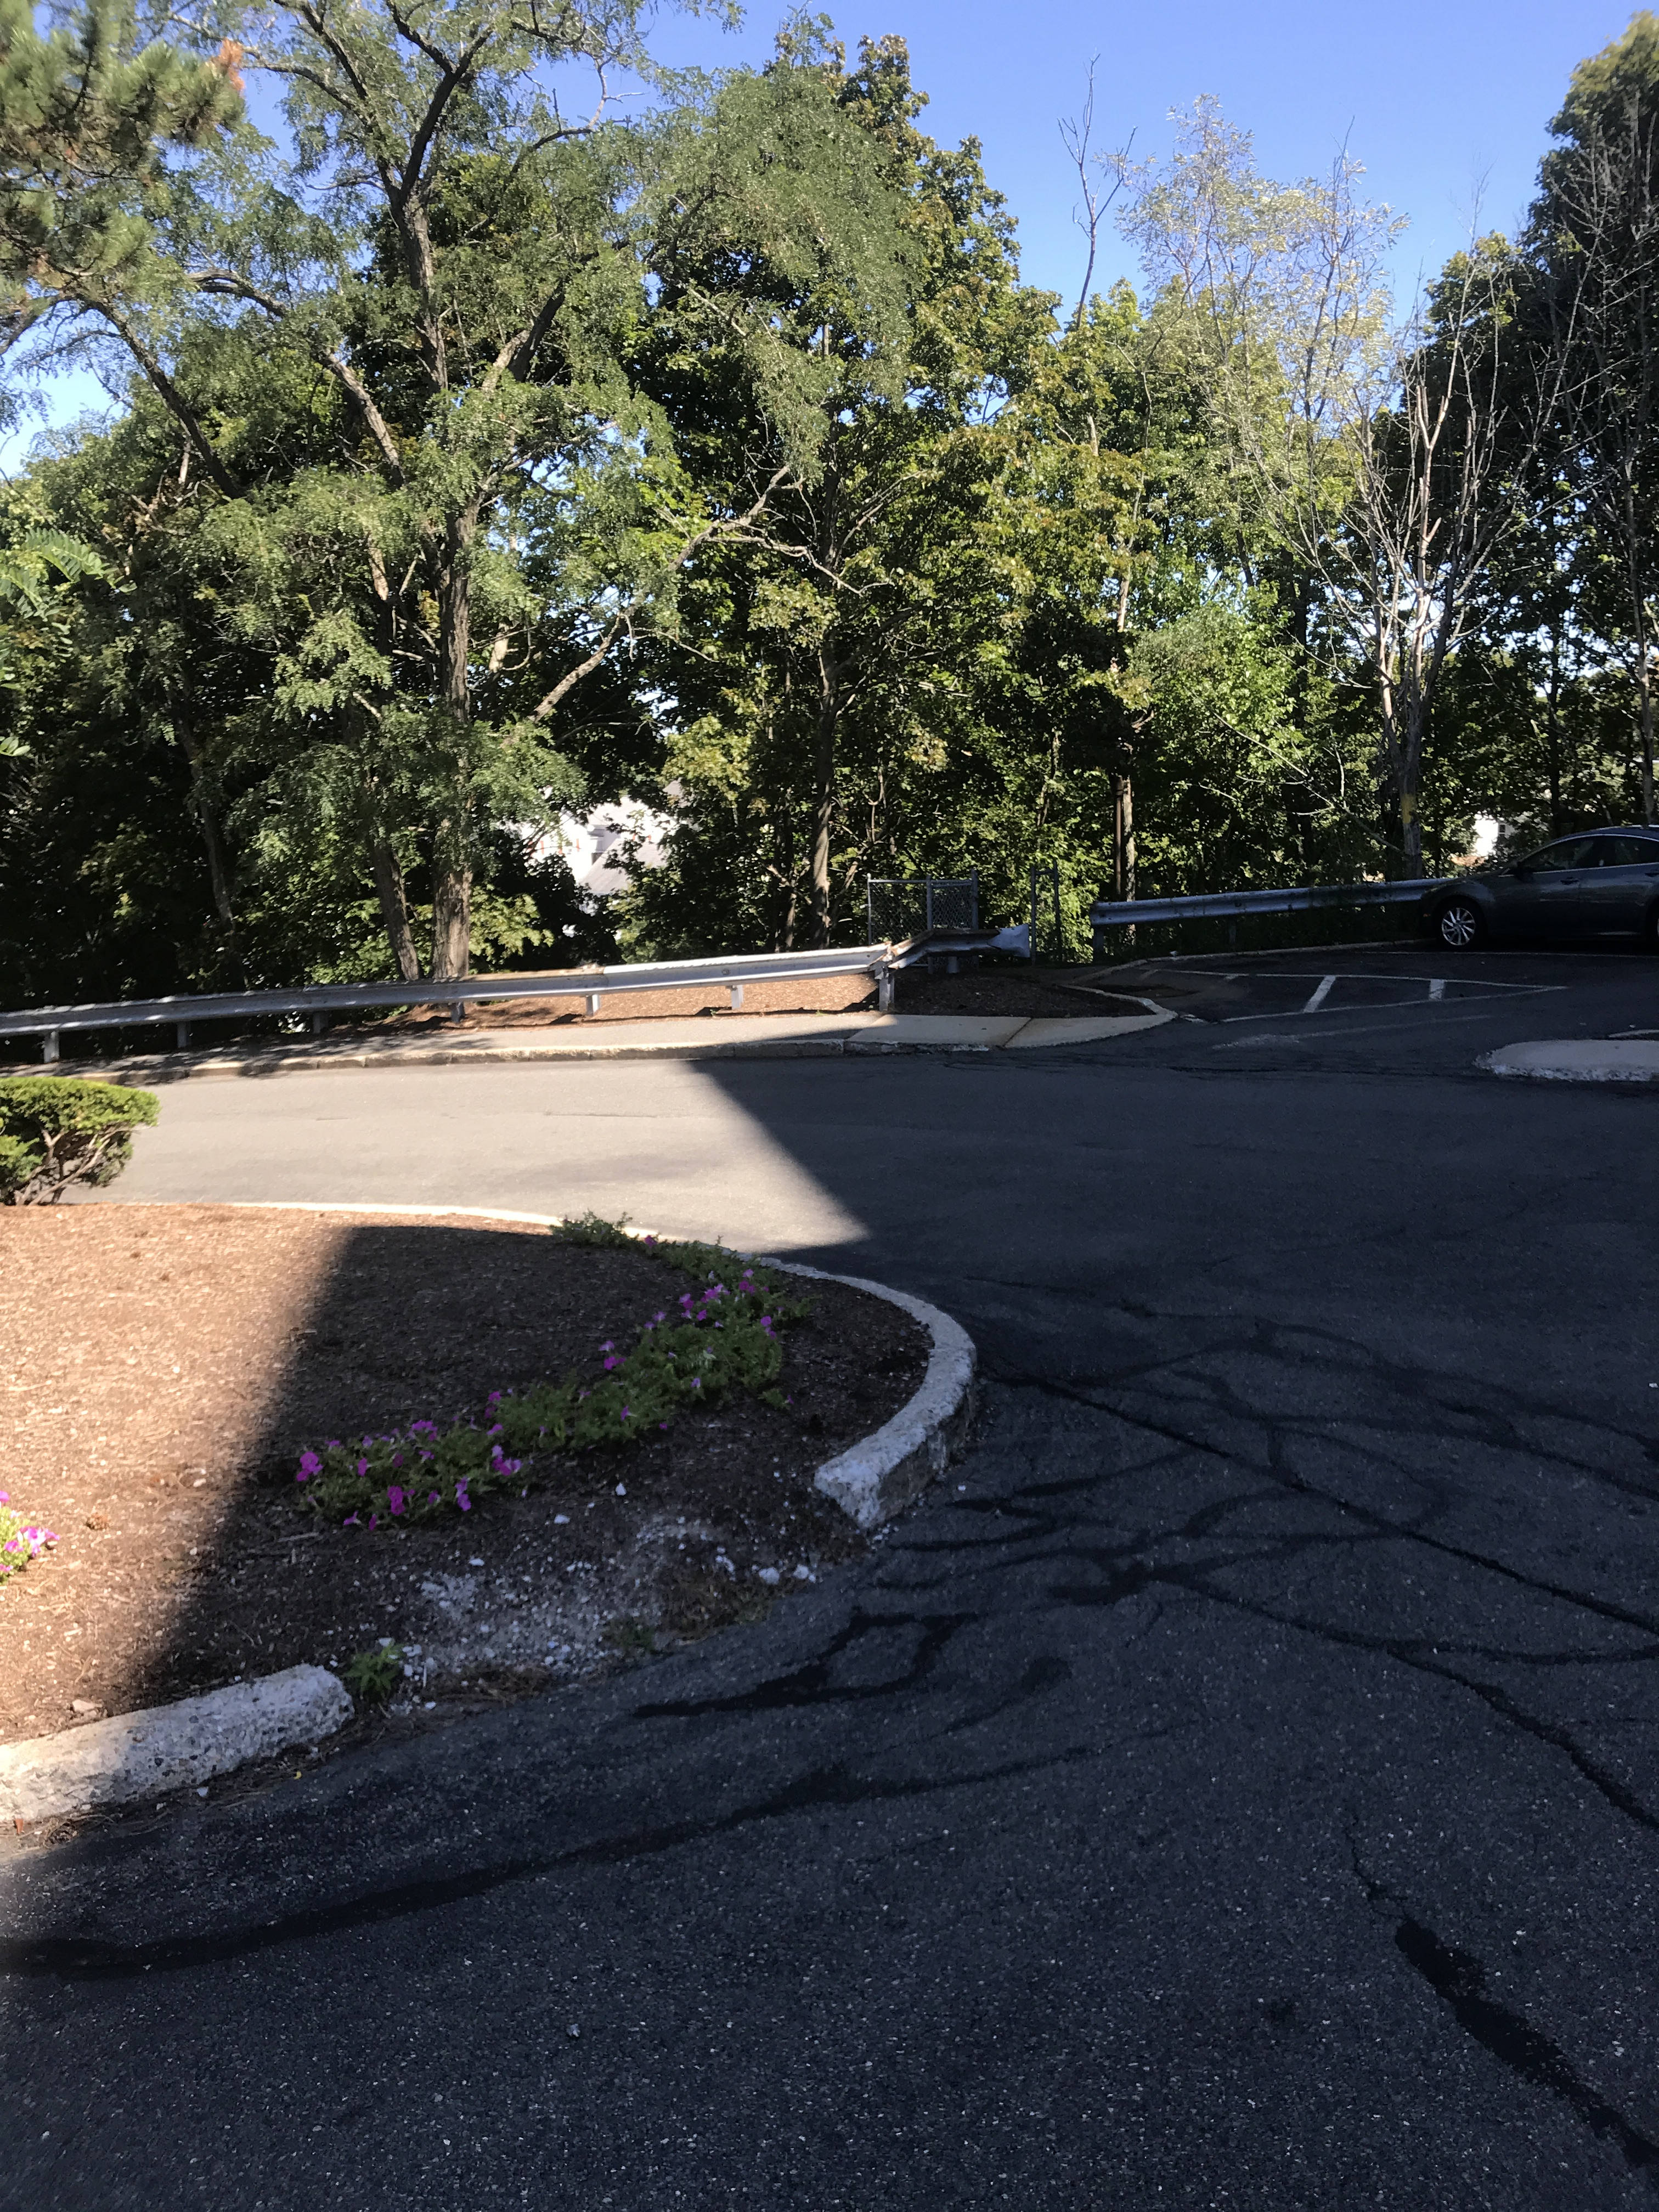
xmin=865 ymin=874 xmax=979 ymax=940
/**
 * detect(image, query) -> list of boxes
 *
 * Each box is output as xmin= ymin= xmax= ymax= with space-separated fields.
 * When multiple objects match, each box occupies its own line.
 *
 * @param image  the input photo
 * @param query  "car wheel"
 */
xmin=1435 ymin=897 xmax=1484 ymax=951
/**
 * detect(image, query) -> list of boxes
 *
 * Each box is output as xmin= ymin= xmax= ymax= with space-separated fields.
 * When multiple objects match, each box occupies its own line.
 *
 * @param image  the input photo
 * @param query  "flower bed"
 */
xmin=0 ymin=1205 xmax=931 ymax=1752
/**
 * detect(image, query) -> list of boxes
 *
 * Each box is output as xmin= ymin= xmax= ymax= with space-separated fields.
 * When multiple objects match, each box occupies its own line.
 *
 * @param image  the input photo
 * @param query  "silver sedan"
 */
xmin=1425 ymin=828 xmax=1659 ymax=951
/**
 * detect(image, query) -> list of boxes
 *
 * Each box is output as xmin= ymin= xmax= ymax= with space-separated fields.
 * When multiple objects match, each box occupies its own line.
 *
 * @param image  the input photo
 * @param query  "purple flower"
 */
xmin=428 ymin=1490 xmax=440 ymax=1505
xmin=602 ymin=1356 xmax=619 ymax=1372
xmin=367 ymin=1513 xmax=379 ymax=1531
xmin=356 ymin=1457 xmax=370 ymax=1477
xmin=299 ymin=1450 xmax=323 ymax=1477
xmin=343 ymin=1512 xmax=360 ymax=1527
xmin=388 ymin=1486 xmax=405 ymax=1515
xmin=620 ymin=1407 xmax=631 ymax=1421
xmin=456 ymin=1487 xmax=472 ymax=1513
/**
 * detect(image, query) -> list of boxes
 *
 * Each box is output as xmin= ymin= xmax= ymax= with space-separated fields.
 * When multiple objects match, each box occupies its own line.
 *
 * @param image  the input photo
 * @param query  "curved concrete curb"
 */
xmin=0 ymin=1664 xmax=352 ymax=1826
xmin=1480 ymin=1039 xmax=1659 ymax=1086
xmin=765 ymin=1261 xmax=977 ymax=1529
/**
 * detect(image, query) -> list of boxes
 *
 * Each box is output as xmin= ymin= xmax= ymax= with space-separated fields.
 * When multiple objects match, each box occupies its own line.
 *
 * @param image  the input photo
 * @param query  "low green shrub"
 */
xmin=295 ymin=1233 xmax=812 ymax=1530
xmin=0 ymin=1075 xmax=159 ymax=1204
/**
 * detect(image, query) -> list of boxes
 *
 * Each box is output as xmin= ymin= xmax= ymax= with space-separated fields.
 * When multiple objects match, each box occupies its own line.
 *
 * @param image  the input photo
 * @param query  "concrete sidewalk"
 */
xmin=67 ymin=1006 xmax=1173 ymax=1081
xmin=1481 ymin=1037 xmax=1659 ymax=1085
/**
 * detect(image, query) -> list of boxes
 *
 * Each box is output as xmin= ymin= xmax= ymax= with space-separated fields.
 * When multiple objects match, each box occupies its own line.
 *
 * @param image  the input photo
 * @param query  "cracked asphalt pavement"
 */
xmin=7 ymin=943 xmax=1659 ymax=2208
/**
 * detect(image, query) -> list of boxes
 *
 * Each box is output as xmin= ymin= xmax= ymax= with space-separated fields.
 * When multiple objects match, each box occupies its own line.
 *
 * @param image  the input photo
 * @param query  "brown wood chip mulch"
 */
xmin=1 ymin=1207 xmax=931 ymax=1746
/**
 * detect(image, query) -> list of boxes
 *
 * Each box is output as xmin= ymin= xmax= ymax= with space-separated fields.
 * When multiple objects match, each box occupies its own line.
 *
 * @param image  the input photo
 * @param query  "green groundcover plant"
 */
xmin=0 ymin=1076 xmax=159 ymax=1203
xmin=0 ymin=1492 xmax=55 ymax=1585
xmin=294 ymin=1222 xmax=812 ymax=1530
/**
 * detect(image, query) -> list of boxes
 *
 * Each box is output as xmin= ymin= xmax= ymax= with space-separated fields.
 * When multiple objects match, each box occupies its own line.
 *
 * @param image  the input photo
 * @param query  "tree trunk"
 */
xmin=1114 ymin=761 xmax=1136 ymax=901
xmin=370 ymin=832 xmax=421 ymax=983
xmin=171 ymin=716 xmax=238 ymax=957
xmin=1639 ymin=648 xmax=1655 ymax=827
xmin=810 ymin=648 xmax=839 ymax=948
xmin=431 ymin=511 xmax=477 ymax=979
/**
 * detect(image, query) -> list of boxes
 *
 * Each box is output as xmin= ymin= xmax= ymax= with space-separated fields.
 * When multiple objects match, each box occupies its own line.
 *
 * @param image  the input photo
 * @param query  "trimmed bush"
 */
xmin=0 ymin=1075 xmax=160 ymax=1204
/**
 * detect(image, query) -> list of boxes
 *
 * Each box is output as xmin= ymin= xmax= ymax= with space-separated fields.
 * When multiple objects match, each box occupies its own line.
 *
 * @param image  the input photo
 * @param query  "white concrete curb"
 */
xmin=1480 ymin=1039 xmax=1659 ymax=1086
xmin=0 ymin=1665 xmax=352 ymax=1826
xmin=765 ymin=1261 xmax=977 ymax=1529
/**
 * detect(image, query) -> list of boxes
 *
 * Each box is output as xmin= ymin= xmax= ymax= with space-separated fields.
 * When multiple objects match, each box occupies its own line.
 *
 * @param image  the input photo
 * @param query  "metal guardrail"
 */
xmin=2 ymin=944 xmax=894 ymax=1062
xmin=1089 ymin=877 xmax=1447 ymax=951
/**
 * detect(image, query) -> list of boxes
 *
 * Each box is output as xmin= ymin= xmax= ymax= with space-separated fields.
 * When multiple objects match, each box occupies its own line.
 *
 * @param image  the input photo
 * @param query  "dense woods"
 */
xmin=0 ymin=2 xmax=1655 ymax=1003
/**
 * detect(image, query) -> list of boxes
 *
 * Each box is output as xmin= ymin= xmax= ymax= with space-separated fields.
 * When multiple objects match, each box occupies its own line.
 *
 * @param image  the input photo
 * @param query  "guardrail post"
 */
xmin=176 ymin=1021 xmax=190 ymax=1051
xmin=586 ymin=992 xmax=601 ymax=1017
xmin=449 ymin=1001 xmax=465 ymax=1025
xmin=729 ymin=984 xmax=744 ymax=1011
xmin=43 ymin=1030 xmax=59 ymax=1064
xmin=877 ymin=964 xmax=894 ymax=1012
xmin=311 ymin=1013 xmax=325 ymax=1036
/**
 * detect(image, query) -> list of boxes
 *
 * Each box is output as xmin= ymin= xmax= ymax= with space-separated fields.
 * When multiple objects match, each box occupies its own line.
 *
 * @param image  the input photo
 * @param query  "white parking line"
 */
xmin=1302 ymin=975 xmax=1337 ymax=1013
xmin=1429 ymin=978 xmax=1446 ymax=1002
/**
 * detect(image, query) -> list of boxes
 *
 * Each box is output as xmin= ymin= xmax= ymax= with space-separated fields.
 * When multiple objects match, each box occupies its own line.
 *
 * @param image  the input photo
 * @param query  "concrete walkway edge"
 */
xmin=1480 ymin=1039 xmax=1659 ymax=1085
xmin=64 ymin=1008 xmax=1173 ymax=1084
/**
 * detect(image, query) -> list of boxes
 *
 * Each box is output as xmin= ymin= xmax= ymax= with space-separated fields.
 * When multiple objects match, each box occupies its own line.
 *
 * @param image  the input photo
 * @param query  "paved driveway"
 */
xmin=7 ymin=947 xmax=1659 ymax=2208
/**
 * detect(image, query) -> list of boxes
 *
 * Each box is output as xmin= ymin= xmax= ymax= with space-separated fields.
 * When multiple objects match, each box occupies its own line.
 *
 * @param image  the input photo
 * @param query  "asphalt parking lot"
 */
xmin=4 ymin=940 xmax=1658 ymax=2210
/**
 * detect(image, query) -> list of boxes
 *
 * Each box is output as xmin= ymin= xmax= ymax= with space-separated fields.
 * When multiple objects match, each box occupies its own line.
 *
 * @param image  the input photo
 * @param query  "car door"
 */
xmin=1584 ymin=834 xmax=1659 ymax=934
xmin=1491 ymin=838 xmax=1602 ymax=938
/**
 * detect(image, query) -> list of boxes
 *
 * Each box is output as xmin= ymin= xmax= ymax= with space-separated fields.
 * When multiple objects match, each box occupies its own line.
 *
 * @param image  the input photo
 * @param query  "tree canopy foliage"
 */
xmin=1 ymin=4 xmax=1655 ymax=1003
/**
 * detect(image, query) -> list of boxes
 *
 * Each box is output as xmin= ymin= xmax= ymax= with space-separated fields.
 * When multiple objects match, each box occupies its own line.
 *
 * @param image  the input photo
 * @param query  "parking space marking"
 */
xmin=1215 ymin=972 xmax=1563 ymax=1023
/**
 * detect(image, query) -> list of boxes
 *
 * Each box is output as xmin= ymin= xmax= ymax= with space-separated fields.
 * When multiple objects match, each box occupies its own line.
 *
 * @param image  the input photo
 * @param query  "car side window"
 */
xmin=1523 ymin=839 xmax=1599 ymax=871
xmin=1601 ymin=836 xmax=1659 ymax=867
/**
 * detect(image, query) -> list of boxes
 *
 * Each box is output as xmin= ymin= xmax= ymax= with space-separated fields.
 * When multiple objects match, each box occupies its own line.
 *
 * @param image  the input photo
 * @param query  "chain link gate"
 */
xmin=865 ymin=874 xmax=979 ymax=941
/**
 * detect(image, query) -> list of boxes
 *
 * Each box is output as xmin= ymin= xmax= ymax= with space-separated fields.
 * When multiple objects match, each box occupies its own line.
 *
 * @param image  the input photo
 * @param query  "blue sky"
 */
xmin=3 ymin=0 xmax=1624 ymax=457
xmin=652 ymin=0 xmax=1621 ymax=307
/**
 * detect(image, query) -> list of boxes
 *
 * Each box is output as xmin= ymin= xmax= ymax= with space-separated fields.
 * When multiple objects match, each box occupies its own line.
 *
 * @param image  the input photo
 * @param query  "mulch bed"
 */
xmin=370 ymin=962 xmax=1142 ymax=1030
xmin=0 ymin=1207 xmax=930 ymax=1746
